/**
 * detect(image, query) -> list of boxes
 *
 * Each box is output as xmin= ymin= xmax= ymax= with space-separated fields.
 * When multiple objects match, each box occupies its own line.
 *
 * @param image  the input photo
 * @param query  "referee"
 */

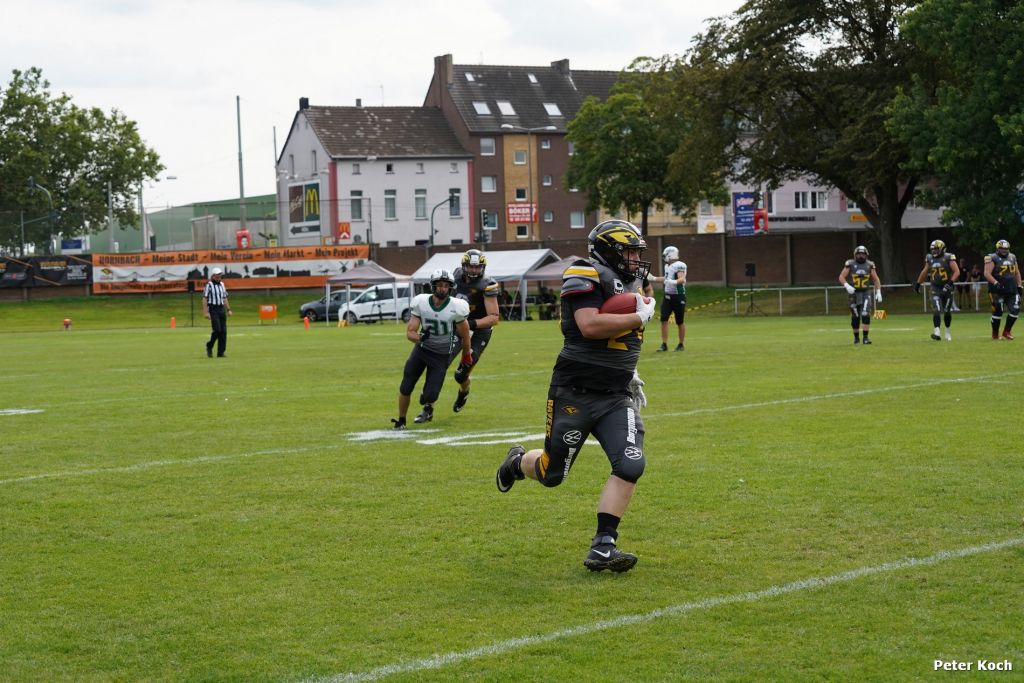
xmin=203 ymin=267 xmax=232 ymax=357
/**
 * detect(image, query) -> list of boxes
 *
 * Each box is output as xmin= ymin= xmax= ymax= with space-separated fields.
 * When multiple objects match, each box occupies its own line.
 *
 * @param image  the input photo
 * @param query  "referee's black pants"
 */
xmin=207 ymin=306 xmax=227 ymax=356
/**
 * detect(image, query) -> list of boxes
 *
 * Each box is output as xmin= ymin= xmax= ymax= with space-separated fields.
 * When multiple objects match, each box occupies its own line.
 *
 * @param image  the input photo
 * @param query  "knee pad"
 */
xmin=612 ymin=453 xmax=646 ymax=484
xmin=1010 ymin=304 xmax=1020 ymax=317
xmin=861 ymin=314 xmax=871 ymax=326
xmin=850 ymin=314 xmax=860 ymax=329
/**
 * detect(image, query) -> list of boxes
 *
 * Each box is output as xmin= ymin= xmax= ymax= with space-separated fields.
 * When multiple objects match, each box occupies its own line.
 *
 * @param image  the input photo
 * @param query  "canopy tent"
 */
xmin=522 ymin=255 xmax=584 ymax=281
xmin=410 ymin=249 xmax=560 ymax=321
xmin=325 ymin=260 xmax=412 ymax=326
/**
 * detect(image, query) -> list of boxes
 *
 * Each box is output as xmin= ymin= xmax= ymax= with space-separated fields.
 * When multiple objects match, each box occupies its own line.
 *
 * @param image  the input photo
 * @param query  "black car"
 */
xmin=299 ymin=289 xmax=363 ymax=322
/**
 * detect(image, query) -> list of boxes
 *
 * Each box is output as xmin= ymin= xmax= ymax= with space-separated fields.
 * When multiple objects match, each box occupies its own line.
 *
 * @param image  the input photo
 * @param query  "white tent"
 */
xmin=410 ymin=249 xmax=560 ymax=320
xmin=325 ymin=261 xmax=412 ymax=326
xmin=522 ymin=255 xmax=584 ymax=281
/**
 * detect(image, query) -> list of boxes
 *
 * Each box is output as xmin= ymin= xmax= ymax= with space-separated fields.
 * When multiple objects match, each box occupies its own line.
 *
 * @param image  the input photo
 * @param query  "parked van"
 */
xmin=337 ymin=282 xmax=416 ymax=324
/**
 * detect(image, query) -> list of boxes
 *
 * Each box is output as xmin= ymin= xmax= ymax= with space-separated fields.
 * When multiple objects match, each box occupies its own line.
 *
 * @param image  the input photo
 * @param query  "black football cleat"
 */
xmin=673 ymin=343 xmax=684 ymax=352
xmin=584 ymin=534 xmax=638 ymax=573
xmin=862 ymin=337 xmax=872 ymax=345
xmin=496 ymin=445 xmax=526 ymax=492
xmin=391 ymin=417 xmax=406 ymax=431
xmin=453 ymin=390 xmax=469 ymax=413
xmin=413 ymin=405 xmax=434 ymax=423
xmin=655 ymin=343 xmax=668 ymax=352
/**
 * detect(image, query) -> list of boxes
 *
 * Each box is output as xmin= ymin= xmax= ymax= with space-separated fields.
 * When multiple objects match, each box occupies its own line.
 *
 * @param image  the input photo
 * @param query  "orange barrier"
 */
xmin=259 ymin=304 xmax=278 ymax=325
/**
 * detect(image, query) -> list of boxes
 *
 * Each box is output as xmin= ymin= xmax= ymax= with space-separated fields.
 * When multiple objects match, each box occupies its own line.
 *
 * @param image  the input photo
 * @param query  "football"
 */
xmin=599 ymin=292 xmax=648 ymax=315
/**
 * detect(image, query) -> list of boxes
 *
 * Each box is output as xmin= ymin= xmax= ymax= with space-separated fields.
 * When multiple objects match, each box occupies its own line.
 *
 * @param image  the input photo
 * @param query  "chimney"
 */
xmin=436 ymin=54 xmax=454 ymax=86
xmin=356 ymin=98 xmax=362 ymax=108
xmin=299 ymin=97 xmax=309 ymax=110
xmin=551 ymin=59 xmax=570 ymax=75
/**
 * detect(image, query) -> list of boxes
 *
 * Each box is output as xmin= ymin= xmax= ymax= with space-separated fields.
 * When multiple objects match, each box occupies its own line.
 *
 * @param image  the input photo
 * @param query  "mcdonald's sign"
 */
xmin=288 ymin=181 xmax=322 ymax=234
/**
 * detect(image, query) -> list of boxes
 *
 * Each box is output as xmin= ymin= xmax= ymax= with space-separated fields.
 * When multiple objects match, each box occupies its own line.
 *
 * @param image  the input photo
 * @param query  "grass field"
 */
xmin=1 ymin=303 xmax=1022 ymax=681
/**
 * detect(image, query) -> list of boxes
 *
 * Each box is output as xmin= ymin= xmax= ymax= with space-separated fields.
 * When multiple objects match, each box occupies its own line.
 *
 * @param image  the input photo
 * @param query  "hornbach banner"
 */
xmin=0 ymin=255 xmax=93 ymax=287
xmin=91 ymin=244 xmax=369 ymax=293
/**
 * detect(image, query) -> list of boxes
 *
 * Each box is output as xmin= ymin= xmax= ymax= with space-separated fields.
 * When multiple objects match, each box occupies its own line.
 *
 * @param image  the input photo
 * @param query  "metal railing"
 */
xmin=732 ymin=282 xmax=989 ymax=316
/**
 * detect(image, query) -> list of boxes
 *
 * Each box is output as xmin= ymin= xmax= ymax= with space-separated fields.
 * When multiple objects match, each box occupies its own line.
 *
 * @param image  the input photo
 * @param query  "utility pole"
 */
xmin=237 ymin=95 xmax=247 ymax=229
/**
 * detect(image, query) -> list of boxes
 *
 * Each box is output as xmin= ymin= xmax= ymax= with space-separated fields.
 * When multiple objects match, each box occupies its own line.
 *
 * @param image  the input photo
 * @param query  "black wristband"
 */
xmin=468 ymin=318 xmax=477 ymax=331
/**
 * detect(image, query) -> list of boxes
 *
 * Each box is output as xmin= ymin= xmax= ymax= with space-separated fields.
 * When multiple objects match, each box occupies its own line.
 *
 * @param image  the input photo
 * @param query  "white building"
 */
xmin=276 ymin=98 xmax=473 ymax=247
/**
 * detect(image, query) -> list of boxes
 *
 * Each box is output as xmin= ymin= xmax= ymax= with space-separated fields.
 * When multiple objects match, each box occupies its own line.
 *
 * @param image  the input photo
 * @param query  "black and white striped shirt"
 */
xmin=203 ymin=280 xmax=228 ymax=306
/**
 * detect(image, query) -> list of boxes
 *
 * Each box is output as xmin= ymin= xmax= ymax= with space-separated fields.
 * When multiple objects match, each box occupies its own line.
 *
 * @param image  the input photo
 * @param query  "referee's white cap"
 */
xmin=211 ymin=267 xmax=223 ymax=276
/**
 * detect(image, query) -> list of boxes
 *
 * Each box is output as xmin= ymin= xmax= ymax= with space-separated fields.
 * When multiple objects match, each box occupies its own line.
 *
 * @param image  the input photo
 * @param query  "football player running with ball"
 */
xmin=391 ymin=269 xmax=471 ymax=430
xmin=839 ymin=245 xmax=883 ymax=345
xmin=496 ymin=220 xmax=655 ymax=573
xmin=447 ymin=249 xmax=500 ymax=413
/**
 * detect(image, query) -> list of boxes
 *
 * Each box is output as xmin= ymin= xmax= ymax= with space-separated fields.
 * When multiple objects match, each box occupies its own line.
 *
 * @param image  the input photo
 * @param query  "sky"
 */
xmin=4 ymin=0 xmax=743 ymax=211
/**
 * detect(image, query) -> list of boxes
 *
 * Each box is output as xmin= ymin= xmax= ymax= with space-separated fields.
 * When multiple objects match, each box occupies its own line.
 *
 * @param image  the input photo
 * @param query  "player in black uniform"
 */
xmin=914 ymin=240 xmax=960 ymax=341
xmin=496 ymin=220 xmax=656 ymax=573
xmin=447 ymin=249 xmax=500 ymax=413
xmin=838 ymin=245 xmax=883 ymax=344
xmin=984 ymin=239 xmax=1022 ymax=340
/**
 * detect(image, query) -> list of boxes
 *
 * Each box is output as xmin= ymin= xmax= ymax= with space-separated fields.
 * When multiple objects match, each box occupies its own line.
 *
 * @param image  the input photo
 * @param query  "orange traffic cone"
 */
xmin=304 ymin=316 xmax=310 ymax=329
xmin=170 ymin=316 xmax=176 ymax=329
xmin=63 ymin=318 xmax=72 ymax=331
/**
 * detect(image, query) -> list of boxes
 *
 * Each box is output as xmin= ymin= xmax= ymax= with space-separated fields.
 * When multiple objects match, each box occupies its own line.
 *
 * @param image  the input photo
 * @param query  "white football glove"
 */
xmin=874 ymin=290 xmax=883 ymax=303
xmin=634 ymin=293 xmax=655 ymax=325
xmin=843 ymin=283 xmax=856 ymax=295
xmin=628 ymin=370 xmax=647 ymax=410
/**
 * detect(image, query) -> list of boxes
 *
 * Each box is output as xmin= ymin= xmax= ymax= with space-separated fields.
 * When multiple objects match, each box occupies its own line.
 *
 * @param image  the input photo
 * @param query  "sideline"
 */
xmin=301 ymin=537 xmax=1024 ymax=683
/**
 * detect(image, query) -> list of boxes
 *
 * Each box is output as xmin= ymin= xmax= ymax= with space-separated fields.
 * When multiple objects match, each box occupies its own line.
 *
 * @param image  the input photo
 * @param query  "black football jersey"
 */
xmin=452 ymin=267 xmax=498 ymax=321
xmin=924 ymin=252 xmax=957 ymax=287
xmin=985 ymin=252 xmax=1019 ymax=289
xmin=843 ymin=259 xmax=876 ymax=291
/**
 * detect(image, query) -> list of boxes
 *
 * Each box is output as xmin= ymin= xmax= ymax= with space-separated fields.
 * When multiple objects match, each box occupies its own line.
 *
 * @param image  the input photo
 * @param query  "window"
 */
xmin=794 ymin=190 xmax=827 ymax=210
xmin=699 ymin=200 xmax=712 ymax=215
xmin=496 ymin=100 xmax=516 ymax=116
xmin=515 ymin=187 xmax=527 ymax=201
xmin=527 ymin=73 xmax=538 ymax=84
xmin=415 ymin=189 xmax=426 ymax=219
xmin=481 ymin=176 xmax=497 ymax=193
xmin=540 ymin=138 xmax=551 ymax=149
xmin=567 ymin=140 xmax=576 ymax=156
xmin=543 ymin=103 xmax=562 ymax=116
xmin=480 ymin=137 xmax=495 ymax=156
xmin=350 ymin=191 xmax=363 ymax=221
xmin=543 ymin=211 xmax=554 ymax=223
xmin=386 ymin=163 xmax=394 ymax=174
xmin=386 ymin=240 xmax=399 ymax=247
xmin=352 ymin=163 xmax=361 ymax=175
xmin=416 ymin=162 xmax=424 ymax=174
xmin=758 ymin=191 xmax=775 ymax=214
xmin=481 ymin=210 xmax=498 ymax=229
xmin=570 ymin=210 xmax=585 ymax=228
xmin=845 ymin=194 xmax=862 ymax=212
xmin=513 ymin=150 xmax=527 ymax=165
xmin=516 ymin=224 xmax=529 ymax=239
xmin=449 ymin=162 xmax=459 ymax=173
xmin=385 ymin=189 xmax=396 ymax=219
xmin=542 ymin=175 xmax=553 ymax=186
xmin=311 ymin=150 xmax=317 ymax=172
xmin=472 ymin=101 xmax=491 ymax=115
xmin=465 ymin=73 xmax=475 ymax=82
xmin=289 ymin=154 xmax=295 ymax=175
xmin=449 ymin=188 xmax=461 ymax=216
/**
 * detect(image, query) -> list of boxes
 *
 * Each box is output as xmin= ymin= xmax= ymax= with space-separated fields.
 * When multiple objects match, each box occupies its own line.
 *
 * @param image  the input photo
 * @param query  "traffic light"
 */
xmin=448 ymin=193 xmax=456 ymax=211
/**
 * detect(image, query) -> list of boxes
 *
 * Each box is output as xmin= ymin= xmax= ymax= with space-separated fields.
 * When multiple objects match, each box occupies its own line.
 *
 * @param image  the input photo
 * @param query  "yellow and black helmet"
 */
xmin=996 ymin=239 xmax=1011 ymax=254
xmin=930 ymin=240 xmax=945 ymax=256
xmin=461 ymin=249 xmax=487 ymax=280
xmin=588 ymin=220 xmax=651 ymax=282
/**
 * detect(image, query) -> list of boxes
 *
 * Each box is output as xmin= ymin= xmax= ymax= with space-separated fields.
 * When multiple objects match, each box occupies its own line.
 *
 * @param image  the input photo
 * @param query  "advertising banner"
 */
xmin=0 ymin=257 xmax=34 ymax=287
xmin=288 ymin=181 xmax=321 ymax=236
xmin=0 ymin=255 xmax=92 ymax=287
xmin=91 ymin=244 xmax=369 ymax=293
xmin=733 ymin=192 xmax=756 ymax=236
xmin=506 ymin=203 xmax=537 ymax=224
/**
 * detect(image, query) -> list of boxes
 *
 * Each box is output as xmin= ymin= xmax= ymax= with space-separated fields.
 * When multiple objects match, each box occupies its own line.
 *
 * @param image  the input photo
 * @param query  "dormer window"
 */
xmin=465 ymin=73 xmax=475 ymax=82
xmin=528 ymin=73 xmax=538 ymax=84
xmin=543 ymin=103 xmax=562 ymax=117
xmin=473 ymin=101 xmax=491 ymax=115
xmin=496 ymin=101 xmax=516 ymax=116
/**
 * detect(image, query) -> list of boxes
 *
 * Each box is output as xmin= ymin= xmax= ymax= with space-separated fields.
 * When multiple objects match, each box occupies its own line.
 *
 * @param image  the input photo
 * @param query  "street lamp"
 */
xmin=140 ymin=175 xmax=177 ymax=250
xmin=27 ymin=176 xmax=55 ymax=254
xmin=429 ymin=193 xmax=454 ymax=247
xmin=500 ymin=124 xmax=556 ymax=239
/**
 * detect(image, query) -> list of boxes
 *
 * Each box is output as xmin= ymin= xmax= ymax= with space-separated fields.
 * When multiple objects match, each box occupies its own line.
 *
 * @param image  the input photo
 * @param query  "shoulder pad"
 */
xmin=483 ymin=278 xmax=499 ymax=295
xmin=844 ymin=259 xmax=855 ymax=268
xmin=561 ymin=276 xmax=596 ymax=297
xmin=562 ymin=260 xmax=599 ymax=283
xmin=453 ymin=298 xmax=470 ymax=316
xmin=984 ymin=254 xmax=994 ymax=263
xmin=948 ymin=253 xmax=957 ymax=261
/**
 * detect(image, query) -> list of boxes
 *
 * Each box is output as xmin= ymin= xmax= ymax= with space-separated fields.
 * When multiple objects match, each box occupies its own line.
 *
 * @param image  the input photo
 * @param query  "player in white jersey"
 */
xmin=391 ymin=269 xmax=471 ymax=430
xmin=651 ymin=246 xmax=687 ymax=352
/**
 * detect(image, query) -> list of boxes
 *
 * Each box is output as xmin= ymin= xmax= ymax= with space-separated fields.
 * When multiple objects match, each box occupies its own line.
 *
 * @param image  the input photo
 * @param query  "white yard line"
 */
xmin=303 ymin=537 xmax=1024 ymax=683
xmin=0 ymin=408 xmax=44 ymax=416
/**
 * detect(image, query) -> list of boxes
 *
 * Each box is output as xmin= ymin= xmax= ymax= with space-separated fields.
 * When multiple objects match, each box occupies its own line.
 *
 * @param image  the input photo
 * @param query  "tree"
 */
xmin=566 ymin=59 xmax=727 ymax=236
xmin=680 ymin=1 xmax=926 ymax=282
xmin=0 ymin=68 xmax=162 ymax=253
xmin=889 ymin=0 xmax=1024 ymax=254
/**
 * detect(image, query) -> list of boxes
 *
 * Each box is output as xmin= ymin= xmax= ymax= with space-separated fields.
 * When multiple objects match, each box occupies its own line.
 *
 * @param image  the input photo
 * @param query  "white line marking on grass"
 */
xmin=0 ymin=408 xmax=43 ymax=416
xmin=654 ymin=372 xmax=1024 ymax=418
xmin=303 ymin=537 xmax=1024 ymax=683
xmin=0 ymin=447 xmax=315 ymax=486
